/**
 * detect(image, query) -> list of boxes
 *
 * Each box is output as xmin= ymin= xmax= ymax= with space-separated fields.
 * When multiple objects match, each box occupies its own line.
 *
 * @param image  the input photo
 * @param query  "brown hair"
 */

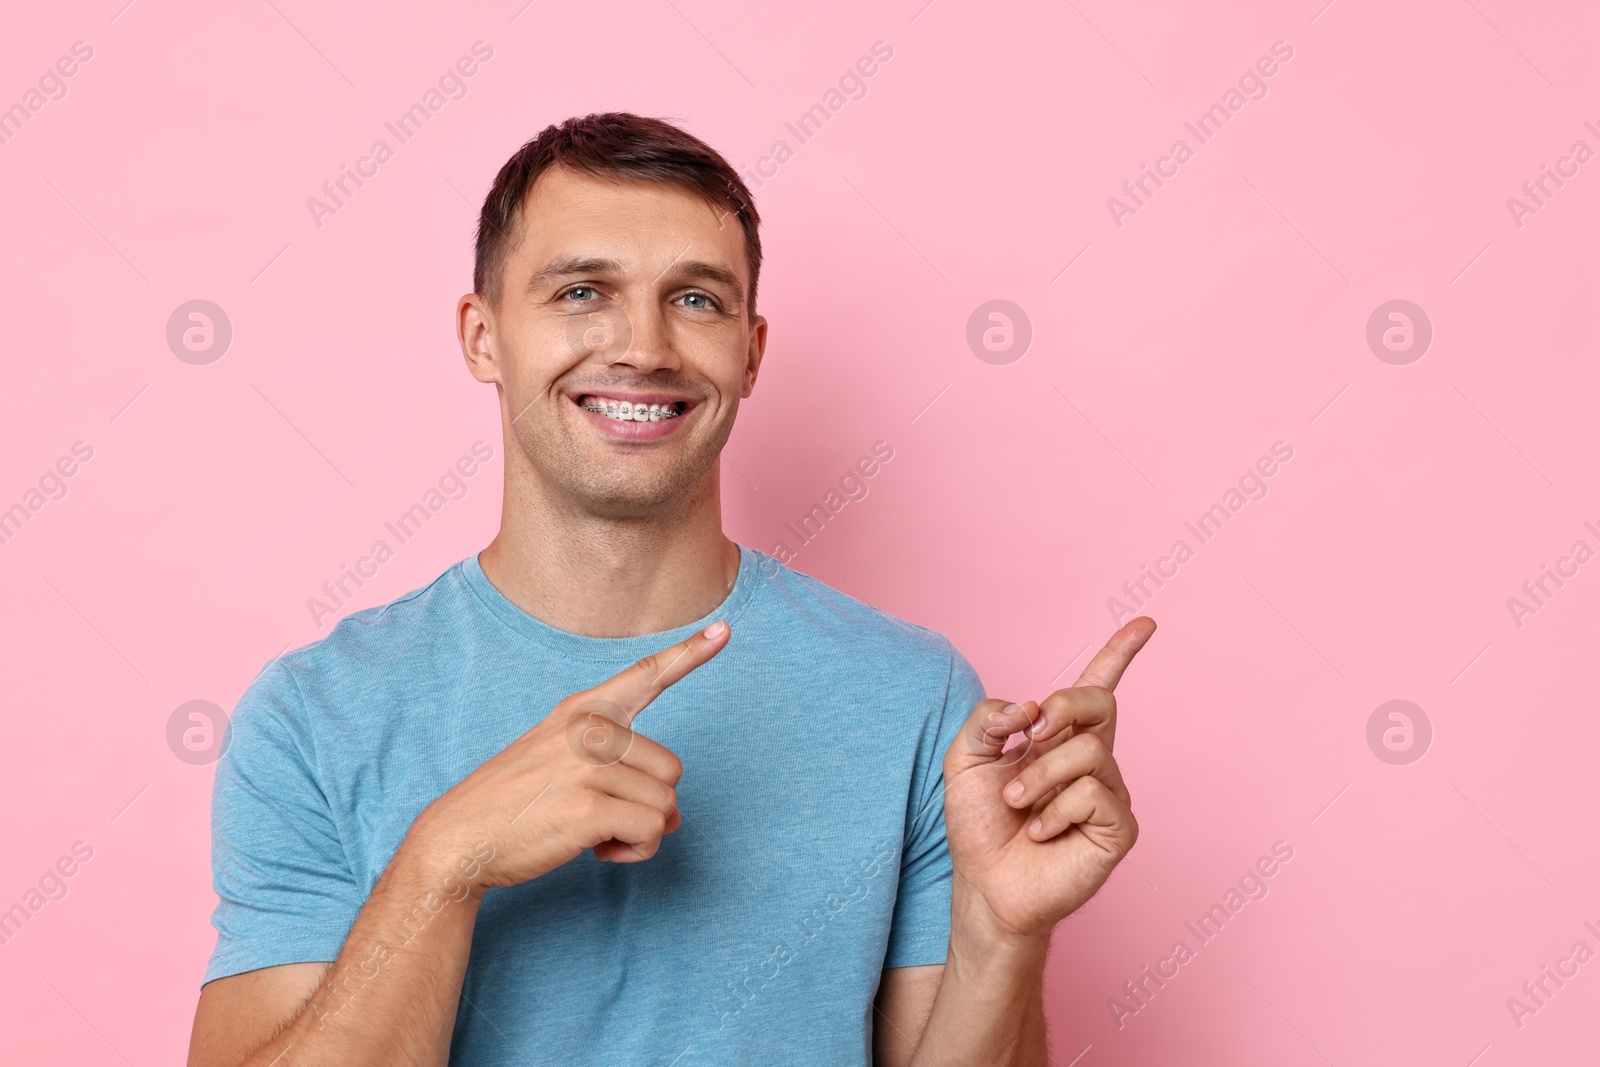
xmin=474 ymin=112 xmax=762 ymax=320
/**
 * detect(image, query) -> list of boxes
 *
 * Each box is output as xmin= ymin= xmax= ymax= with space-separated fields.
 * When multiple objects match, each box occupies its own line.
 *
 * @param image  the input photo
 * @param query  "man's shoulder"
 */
xmin=748 ymin=550 xmax=964 ymax=684
xmin=259 ymin=557 xmax=478 ymax=701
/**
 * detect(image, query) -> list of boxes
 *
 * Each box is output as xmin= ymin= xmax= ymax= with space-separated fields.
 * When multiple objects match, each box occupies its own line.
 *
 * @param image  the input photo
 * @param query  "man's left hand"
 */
xmin=942 ymin=617 xmax=1156 ymax=943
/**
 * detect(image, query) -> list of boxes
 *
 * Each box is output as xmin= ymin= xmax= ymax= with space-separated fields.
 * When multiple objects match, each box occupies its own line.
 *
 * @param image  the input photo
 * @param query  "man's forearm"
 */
xmin=237 ymin=835 xmax=488 ymax=1067
xmin=912 ymin=890 xmax=1050 ymax=1066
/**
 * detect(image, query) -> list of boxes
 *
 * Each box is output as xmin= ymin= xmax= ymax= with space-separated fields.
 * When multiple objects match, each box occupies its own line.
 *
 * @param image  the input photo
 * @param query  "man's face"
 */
xmin=459 ymin=165 xmax=765 ymax=518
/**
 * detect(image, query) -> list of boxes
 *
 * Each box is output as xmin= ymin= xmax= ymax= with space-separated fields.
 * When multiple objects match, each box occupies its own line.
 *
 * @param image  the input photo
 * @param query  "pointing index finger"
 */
xmin=595 ymin=620 xmax=731 ymax=723
xmin=1074 ymin=617 xmax=1157 ymax=692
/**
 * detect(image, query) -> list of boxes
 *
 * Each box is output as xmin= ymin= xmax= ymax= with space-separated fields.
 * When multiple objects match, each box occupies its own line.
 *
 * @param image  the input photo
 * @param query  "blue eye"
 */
xmin=681 ymin=292 xmax=712 ymax=309
xmin=564 ymin=286 xmax=596 ymax=302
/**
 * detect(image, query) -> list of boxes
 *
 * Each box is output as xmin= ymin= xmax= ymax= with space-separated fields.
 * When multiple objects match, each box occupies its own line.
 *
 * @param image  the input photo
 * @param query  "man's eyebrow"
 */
xmin=672 ymin=260 xmax=744 ymax=306
xmin=524 ymin=256 xmax=625 ymax=295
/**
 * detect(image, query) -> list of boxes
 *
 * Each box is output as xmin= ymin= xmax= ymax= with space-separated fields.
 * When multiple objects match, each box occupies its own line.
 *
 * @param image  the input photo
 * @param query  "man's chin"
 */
xmin=556 ymin=462 xmax=715 ymax=519
xmin=573 ymin=484 xmax=693 ymax=520
xmin=515 ymin=423 xmax=725 ymax=519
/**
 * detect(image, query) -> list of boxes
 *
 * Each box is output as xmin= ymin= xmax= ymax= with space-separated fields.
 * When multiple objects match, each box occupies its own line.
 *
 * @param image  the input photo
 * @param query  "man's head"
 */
xmin=458 ymin=113 xmax=767 ymax=520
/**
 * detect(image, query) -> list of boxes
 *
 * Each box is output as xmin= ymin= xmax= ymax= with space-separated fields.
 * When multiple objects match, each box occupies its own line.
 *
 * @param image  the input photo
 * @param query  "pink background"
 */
xmin=2 ymin=0 xmax=1596 ymax=1063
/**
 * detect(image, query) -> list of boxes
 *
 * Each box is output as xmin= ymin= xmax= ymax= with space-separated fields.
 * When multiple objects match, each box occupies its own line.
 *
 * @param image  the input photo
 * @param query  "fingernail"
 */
xmin=1029 ymin=716 xmax=1047 ymax=737
xmin=1005 ymin=780 xmax=1025 ymax=803
xmin=1030 ymin=818 xmax=1044 ymax=837
xmin=702 ymin=620 xmax=727 ymax=639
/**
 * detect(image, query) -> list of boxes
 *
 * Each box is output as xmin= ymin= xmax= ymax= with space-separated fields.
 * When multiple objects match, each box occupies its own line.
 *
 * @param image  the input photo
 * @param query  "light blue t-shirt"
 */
xmin=206 ymin=544 xmax=985 ymax=1064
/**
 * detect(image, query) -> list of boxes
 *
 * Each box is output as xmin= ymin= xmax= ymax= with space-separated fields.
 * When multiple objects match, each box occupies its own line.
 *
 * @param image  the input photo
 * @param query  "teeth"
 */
xmin=582 ymin=397 xmax=681 ymax=421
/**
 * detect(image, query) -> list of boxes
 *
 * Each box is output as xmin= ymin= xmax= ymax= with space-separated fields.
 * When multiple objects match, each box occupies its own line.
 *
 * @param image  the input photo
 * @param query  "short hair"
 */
xmin=474 ymin=112 xmax=762 ymax=321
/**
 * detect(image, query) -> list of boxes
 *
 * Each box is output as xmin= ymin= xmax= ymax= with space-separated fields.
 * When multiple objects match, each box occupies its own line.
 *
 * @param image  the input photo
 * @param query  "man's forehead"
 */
xmin=511 ymin=166 xmax=747 ymax=288
xmin=522 ymin=168 xmax=732 ymax=240
xmin=512 ymin=168 xmax=755 ymax=299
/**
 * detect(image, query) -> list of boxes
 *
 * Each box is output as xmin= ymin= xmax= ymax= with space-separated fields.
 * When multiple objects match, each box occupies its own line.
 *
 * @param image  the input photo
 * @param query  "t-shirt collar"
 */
xmin=459 ymin=542 xmax=763 ymax=662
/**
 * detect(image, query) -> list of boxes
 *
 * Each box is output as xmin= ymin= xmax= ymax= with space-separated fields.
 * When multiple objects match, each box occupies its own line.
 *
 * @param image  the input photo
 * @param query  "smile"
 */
xmin=571 ymin=393 xmax=697 ymax=439
xmin=578 ymin=395 xmax=685 ymax=422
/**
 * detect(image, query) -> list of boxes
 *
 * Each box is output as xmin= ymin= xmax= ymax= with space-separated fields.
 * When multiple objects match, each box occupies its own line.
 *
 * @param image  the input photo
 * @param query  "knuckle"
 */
xmin=633 ymin=654 xmax=661 ymax=680
xmin=1076 ymin=732 xmax=1110 ymax=762
xmin=570 ymin=788 xmax=600 ymax=822
xmin=966 ymin=718 xmax=1007 ymax=756
xmin=582 ymin=709 xmax=636 ymax=764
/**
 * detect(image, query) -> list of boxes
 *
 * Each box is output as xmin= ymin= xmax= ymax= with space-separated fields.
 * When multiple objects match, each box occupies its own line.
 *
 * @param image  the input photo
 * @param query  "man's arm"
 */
xmin=188 ymin=964 xmax=327 ymax=1067
xmin=872 ymin=922 xmax=1049 ymax=1067
xmin=872 ymin=964 xmax=940 ymax=1065
xmin=188 ymin=837 xmax=481 ymax=1066
xmin=873 ymin=905 xmax=1051 ymax=1066
xmin=188 ymin=622 xmax=730 ymax=1066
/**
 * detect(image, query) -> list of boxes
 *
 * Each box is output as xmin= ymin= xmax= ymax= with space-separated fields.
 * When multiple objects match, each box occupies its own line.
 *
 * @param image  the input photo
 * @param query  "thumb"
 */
xmin=945 ymin=698 xmax=1040 ymax=777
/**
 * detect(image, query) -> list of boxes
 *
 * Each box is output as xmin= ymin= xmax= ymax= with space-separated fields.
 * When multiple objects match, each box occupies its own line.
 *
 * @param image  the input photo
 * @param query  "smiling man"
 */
xmin=188 ymin=113 xmax=1154 ymax=1066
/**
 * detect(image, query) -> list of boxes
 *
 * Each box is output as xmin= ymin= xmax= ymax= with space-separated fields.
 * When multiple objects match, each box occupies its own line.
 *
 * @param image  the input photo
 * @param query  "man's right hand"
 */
xmin=409 ymin=619 xmax=731 ymax=888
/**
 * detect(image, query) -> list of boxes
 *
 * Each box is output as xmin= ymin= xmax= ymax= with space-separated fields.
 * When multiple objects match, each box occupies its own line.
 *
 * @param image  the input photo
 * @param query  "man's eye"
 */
xmin=563 ymin=286 xmax=597 ymax=302
xmin=680 ymin=292 xmax=714 ymax=310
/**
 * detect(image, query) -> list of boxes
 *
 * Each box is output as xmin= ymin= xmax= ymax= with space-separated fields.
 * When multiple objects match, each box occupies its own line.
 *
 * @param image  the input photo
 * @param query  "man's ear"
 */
xmin=459 ymin=293 xmax=501 ymax=384
xmin=741 ymin=314 xmax=768 ymax=398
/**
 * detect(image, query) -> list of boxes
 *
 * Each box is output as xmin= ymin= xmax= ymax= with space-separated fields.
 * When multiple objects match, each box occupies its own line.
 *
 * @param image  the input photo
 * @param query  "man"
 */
xmin=188 ymin=112 xmax=1153 ymax=1066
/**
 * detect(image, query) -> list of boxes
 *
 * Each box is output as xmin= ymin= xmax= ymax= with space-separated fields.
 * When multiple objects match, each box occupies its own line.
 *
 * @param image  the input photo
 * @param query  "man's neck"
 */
xmin=477 ymin=470 xmax=739 ymax=639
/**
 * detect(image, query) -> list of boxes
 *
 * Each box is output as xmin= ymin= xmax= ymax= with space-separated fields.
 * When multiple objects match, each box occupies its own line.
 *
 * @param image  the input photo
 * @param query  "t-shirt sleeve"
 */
xmin=203 ymin=659 xmax=362 ymax=984
xmin=883 ymin=639 xmax=986 ymax=969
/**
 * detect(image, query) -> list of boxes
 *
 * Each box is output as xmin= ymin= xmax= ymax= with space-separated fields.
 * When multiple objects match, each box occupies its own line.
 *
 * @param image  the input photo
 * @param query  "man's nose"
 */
xmin=574 ymin=298 xmax=679 ymax=373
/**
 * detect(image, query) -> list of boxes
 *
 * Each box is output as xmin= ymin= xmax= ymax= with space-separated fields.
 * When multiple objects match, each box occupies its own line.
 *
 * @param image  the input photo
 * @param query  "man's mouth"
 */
xmin=575 ymin=393 xmax=691 ymax=423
